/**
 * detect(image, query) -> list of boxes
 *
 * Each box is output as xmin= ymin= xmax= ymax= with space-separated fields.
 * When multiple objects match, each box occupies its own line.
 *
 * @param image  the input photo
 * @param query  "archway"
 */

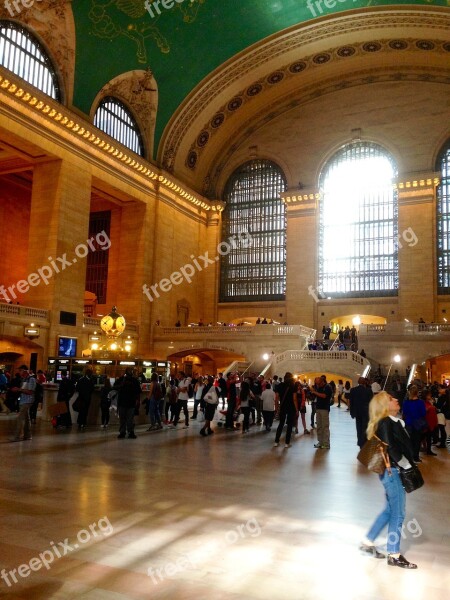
xmin=167 ymin=348 xmax=246 ymax=377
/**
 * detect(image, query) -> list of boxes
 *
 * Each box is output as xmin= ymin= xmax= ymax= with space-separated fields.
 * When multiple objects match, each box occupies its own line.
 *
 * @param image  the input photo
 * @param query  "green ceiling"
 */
xmin=72 ymin=0 xmax=449 ymax=157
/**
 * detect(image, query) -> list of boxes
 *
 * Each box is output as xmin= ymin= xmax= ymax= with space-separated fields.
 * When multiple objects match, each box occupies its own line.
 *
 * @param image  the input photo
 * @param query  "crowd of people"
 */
xmin=2 ymin=363 xmax=450 ymax=569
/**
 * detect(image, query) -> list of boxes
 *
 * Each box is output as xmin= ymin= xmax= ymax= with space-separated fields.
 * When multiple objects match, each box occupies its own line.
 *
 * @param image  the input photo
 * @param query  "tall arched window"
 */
xmin=437 ymin=141 xmax=450 ymax=293
xmin=0 ymin=21 xmax=60 ymax=100
xmin=220 ymin=159 xmax=286 ymax=302
xmin=319 ymin=142 xmax=398 ymax=297
xmin=94 ymin=97 xmax=144 ymax=157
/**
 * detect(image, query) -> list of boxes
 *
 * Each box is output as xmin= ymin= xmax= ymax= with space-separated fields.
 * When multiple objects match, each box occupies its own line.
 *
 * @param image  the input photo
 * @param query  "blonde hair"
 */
xmin=366 ymin=391 xmax=391 ymax=440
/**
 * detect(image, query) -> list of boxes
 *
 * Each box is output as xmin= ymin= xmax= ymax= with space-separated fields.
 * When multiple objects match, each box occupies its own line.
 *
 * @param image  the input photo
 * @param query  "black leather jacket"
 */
xmin=376 ymin=416 xmax=415 ymax=467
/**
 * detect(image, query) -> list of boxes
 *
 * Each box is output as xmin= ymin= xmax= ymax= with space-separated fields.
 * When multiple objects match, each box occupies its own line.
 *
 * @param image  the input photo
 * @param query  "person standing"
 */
xmin=57 ymin=373 xmax=75 ymax=428
xmin=435 ymin=387 xmax=450 ymax=448
xmin=311 ymin=376 xmax=332 ymax=449
xmin=349 ymin=377 xmax=374 ymax=448
xmin=115 ymin=367 xmax=141 ymax=439
xmin=402 ymin=385 xmax=426 ymax=462
xmin=12 ymin=365 xmax=36 ymax=442
xmin=75 ymin=368 xmax=95 ymax=430
xmin=171 ymin=371 xmax=190 ymax=429
xmin=360 ymin=392 xmax=418 ymax=569
xmin=237 ymin=381 xmax=254 ymax=434
xmin=147 ymin=372 xmax=163 ymax=430
xmin=225 ymin=373 xmax=237 ymax=430
xmin=273 ymin=372 xmax=298 ymax=448
xmin=336 ymin=379 xmax=344 ymax=408
xmin=192 ymin=376 xmax=205 ymax=420
xmin=100 ymin=378 xmax=112 ymax=429
xmin=217 ymin=372 xmax=227 ymax=409
xmin=261 ymin=382 xmax=276 ymax=432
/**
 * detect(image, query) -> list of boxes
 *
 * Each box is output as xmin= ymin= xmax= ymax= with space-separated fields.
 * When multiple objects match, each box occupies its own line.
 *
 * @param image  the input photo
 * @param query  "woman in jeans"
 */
xmin=360 ymin=391 xmax=418 ymax=569
xmin=236 ymin=381 xmax=254 ymax=434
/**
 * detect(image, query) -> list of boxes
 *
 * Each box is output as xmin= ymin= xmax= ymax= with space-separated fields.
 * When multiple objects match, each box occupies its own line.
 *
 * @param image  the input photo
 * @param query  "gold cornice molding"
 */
xmin=0 ymin=70 xmax=223 ymax=216
xmin=158 ymin=7 xmax=450 ymax=176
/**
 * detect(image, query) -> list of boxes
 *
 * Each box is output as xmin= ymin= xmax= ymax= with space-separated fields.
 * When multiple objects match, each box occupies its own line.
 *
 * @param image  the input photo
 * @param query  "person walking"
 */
xmin=217 ymin=372 xmax=227 ymax=409
xmin=360 ymin=391 xmax=418 ymax=569
xmin=192 ymin=376 xmax=205 ymax=420
xmin=273 ymin=372 xmax=298 ymax=448
xmin=349 ymin=377 xmax=374 ymax=448
xmin=171 ymin=371 xmax=191 ymax=429
xmin=115 ymin=367 xmax=141 ymax=439
xmin=311 ymin=376 xmax=332 ymax=449
xmin=11 ymin=365 xmax=36 ymax=442
xmin=199 ymin=376 xmax=219 ymax=436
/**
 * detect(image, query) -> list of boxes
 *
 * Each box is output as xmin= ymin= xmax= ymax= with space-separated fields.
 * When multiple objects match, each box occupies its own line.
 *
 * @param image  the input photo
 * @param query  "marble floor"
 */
xmin=0 ymin=406 xmax=449 ymax=600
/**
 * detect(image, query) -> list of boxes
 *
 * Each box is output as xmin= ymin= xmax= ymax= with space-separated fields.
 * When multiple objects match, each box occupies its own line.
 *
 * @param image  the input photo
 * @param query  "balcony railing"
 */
xmin=276 ymin=350 xmax=365 ymax=365
xmin=157 ymin=324 xmax=316 ymax=338
xmin=0 ymin=303 xmax=49 ymax=320
xmin=360 ymin=322 xmax=450 ymax=336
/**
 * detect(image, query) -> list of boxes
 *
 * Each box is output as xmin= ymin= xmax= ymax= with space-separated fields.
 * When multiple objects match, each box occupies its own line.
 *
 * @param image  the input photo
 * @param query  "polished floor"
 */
xmin=0 ymin=406 xmax=449 ymax=600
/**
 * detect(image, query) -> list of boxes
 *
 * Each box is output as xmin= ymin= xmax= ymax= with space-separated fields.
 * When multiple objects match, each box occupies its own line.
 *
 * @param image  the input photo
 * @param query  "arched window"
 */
xmin=318 ymin=142 xmax=398 ymax=297
xmin=437 ymin=141 xmax=450 ymax=293
xmin=220 ymin=159 xmax=286 ymax=302
xmin=94 ymin=97 xmax=144 ymax=157
xmin=0 ymin=21 xmax=60 ymax=100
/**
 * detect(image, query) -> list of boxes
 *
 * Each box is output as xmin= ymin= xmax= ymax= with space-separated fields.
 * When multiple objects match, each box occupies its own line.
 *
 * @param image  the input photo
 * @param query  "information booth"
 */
xmin=46 ymin=357 xmax=171 ymax=385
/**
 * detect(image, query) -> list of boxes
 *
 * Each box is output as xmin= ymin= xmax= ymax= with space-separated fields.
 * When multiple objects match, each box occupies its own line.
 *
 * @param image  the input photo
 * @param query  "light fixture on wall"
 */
xmin=24 ymin=323 xmax=40 ymax=340
xmin=383 ymin=354 xmax=401 ymax=390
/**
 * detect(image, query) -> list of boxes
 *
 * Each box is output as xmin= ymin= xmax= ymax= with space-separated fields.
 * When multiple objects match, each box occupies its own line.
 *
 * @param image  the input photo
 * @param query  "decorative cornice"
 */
xmin=0 ymin=70 xmax=223 ymax=214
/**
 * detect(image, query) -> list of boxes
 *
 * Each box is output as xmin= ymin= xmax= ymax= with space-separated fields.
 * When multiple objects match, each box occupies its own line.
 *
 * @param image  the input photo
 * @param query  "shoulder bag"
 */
xmin=399 ymin=465 xmax=424 ymax=493
xmin=357 ymin=435 xmax=391 ymax=475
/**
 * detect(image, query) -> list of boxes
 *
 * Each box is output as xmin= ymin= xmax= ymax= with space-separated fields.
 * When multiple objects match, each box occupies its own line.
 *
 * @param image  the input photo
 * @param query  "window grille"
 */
xmin=318 ymin=142 xmax=398 ymax=298
xmin=220 ymin=159 xmax=286 ymax=302
xmin=85 ymin=211 xmax=110 ymax=304
xmin=0 ymin=20 xmax=60 ymax=100
xmin=437 ymin=143 xmax=450 ymax=293
xmin=94 ymin=97 xmax=144 ymax=157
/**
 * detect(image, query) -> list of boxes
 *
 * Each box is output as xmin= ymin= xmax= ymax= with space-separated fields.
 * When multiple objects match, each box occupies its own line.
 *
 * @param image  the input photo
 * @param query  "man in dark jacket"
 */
xmin=75 ymin=368 xmax=95 ymax=430
xmin=349 ymin=377 xmax=374 ymax=447
xmin=114 ymin=368 xmax=141 ymax=439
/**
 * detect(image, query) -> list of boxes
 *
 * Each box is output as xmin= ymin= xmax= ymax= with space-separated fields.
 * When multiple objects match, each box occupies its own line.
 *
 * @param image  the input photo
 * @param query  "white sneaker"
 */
xmin=273 ymin=442 xmax=279 ymax=447
xmin=284 ymin=444 xmax=291 ymax=448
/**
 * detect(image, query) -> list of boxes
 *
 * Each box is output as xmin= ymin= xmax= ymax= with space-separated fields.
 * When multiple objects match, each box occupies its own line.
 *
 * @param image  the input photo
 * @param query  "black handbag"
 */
xmin=399 ymin=465 xmax=424 ymax=493
xmin=357 ymin=435 xmax=391 ymax=475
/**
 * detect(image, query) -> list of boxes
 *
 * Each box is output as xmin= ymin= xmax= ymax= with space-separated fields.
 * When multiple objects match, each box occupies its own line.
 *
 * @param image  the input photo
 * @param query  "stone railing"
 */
xmin=360 ymin=322 xmax=450 ymax=336
xmin=158 ymin=324 xmax=316 ymax=338
xmin=275 ymin=350 xmax=365 ymax=365
xmin=0 ymin=303 xmax=49 ymax=321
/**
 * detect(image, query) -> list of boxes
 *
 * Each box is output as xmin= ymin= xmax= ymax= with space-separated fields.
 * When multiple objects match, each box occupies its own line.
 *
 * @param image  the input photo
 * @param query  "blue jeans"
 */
xmin=366 ymin=467 xmax=406 ymax=554
xmin=148 ymin=397 xmax=161 ymax=425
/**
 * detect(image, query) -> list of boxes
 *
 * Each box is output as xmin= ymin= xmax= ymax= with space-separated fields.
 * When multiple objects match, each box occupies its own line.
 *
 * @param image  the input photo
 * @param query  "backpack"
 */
xmin=34 ymin=382 xmax=43 ymax=403
xmin=152 ymin=382 xmax=162 ymax=400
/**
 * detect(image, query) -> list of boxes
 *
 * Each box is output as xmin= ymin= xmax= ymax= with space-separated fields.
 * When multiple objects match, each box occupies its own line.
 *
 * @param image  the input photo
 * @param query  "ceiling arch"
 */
xmin=157 ymin=6 xmax=450 ymax=195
